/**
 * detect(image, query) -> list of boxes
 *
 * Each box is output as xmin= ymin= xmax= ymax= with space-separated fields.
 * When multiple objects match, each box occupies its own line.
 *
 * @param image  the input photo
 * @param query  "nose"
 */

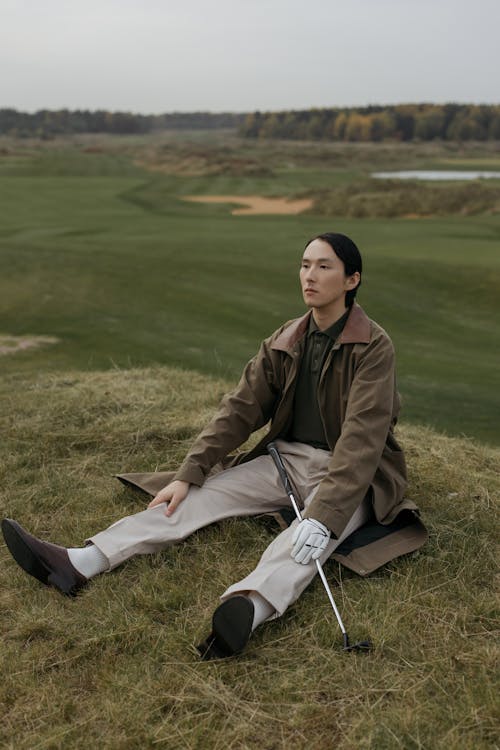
xmin=305 ymin=266 xmax=316 ymax=282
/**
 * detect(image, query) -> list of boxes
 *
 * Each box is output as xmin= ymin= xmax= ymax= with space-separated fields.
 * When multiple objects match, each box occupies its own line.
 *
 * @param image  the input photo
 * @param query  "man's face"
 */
xmin=300 ymin=239 xmax=359 ymax=313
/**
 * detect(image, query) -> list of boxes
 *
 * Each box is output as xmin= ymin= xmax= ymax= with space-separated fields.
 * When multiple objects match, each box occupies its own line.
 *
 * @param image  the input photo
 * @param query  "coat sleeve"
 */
xmin=304 ymin=333 xmax=396 ymax=538
xmin=173 ymin=337 xmax=282 ymax=486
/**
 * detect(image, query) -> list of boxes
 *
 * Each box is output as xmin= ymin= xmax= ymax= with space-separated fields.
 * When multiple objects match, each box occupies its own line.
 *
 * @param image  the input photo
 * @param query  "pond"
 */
xmin=372 ymin=170 xmax=500 ymax=181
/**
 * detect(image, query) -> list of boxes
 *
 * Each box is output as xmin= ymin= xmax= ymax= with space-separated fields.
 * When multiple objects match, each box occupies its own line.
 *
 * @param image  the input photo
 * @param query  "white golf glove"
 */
xmin=291 ymin=518 xmax=330 ymax=564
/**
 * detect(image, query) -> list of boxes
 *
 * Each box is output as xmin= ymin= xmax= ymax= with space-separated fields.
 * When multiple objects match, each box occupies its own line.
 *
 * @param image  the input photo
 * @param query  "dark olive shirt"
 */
xmin=289 ymin=309 xmax=349 ymax=449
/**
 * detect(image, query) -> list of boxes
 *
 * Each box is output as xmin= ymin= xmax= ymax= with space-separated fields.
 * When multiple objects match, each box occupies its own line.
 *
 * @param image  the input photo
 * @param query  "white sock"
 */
xmin=68 ymin=544 xmax=109 ymax=579
xmin=248 ymin=591 xmax=275 ymax=630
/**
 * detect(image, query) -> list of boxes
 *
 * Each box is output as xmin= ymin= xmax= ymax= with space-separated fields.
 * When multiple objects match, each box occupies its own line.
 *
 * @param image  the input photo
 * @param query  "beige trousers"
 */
xmin=89 ymin=440 xmax=372 ymax=616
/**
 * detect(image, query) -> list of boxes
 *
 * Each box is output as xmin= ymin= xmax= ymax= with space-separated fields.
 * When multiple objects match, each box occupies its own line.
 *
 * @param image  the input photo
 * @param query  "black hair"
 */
xmin=307 ymin=232 xmax=362 ymax=307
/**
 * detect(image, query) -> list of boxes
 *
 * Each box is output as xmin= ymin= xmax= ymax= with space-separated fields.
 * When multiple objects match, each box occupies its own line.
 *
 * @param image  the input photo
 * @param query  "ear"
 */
xmin=345 ymin=271 xmax=361 ymax=290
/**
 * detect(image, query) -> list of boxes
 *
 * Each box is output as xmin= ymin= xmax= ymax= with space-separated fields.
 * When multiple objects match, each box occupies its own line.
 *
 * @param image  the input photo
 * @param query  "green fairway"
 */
xmin=0 ymin=136 xmax=499 ymax=444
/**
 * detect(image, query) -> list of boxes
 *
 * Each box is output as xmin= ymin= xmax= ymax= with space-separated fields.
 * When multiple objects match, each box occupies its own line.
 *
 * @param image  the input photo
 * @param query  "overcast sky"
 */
xmin=1 ymin=0 xmax=499 ymax=113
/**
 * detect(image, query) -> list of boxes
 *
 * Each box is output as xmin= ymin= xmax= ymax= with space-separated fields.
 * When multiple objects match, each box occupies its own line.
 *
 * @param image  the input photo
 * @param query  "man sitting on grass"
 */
xmin=2 ymin=232 xmax=426 ymax=659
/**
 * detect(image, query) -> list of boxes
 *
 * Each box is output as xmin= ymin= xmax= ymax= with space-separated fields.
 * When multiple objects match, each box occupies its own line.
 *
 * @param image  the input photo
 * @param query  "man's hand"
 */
xmin=291 ymin=518 xmax=330 ymax=564
xmin=148 ymin=480 xmax=190 ymax=516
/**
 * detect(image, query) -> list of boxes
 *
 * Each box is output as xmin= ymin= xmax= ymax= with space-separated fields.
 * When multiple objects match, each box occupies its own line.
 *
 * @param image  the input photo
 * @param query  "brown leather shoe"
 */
xmin=1 ymin=518 xmax=88 ymax=597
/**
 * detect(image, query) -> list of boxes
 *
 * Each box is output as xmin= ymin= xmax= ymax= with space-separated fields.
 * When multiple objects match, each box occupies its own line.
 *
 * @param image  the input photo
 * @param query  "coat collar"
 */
xmin=338 ymin=303 xmax=372 ymax=344
xmin=271 ymin=303 xmax=371 ymax=352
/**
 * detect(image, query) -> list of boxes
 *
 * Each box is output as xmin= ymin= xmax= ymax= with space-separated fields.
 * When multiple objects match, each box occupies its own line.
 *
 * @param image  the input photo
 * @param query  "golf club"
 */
xmin=267 ymin=441 xmax=372 ymax=653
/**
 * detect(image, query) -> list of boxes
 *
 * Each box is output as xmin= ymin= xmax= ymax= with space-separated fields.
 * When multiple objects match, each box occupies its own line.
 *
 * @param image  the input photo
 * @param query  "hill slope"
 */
xmin=1 ymin=366 xmax=498 ymax=749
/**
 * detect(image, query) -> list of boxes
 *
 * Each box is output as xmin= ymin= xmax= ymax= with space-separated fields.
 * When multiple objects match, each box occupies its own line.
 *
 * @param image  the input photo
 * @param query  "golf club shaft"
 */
xmin=267 ymin=441 xmax=347 ymax=636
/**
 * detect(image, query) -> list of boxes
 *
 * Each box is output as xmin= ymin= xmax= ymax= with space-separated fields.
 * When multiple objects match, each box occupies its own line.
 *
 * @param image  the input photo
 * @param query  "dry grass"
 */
xmin=306 ymin=179 xmax=500 ymax=218
xmin=1 ymin=367 xmax=499 ymax=749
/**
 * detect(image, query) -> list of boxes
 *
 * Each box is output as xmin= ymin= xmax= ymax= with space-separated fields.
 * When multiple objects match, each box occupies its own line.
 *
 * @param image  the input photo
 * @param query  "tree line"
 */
xmin=1 ymin=104 xmax=499 ymax=141
xmin=0 ymin=109 xmax=245 ymax=138
xmin=240 ymin=104 xmax=500 ymax=141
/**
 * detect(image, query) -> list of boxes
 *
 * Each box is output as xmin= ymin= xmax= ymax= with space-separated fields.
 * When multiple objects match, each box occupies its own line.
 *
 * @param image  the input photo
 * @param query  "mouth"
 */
xmin=304 ymin=288 xmax=317 ymax=295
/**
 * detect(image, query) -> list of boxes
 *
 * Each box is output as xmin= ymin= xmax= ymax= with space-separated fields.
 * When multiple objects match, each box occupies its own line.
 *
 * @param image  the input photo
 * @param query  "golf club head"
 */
xmin=342 ymin=633 xmax=372 ymax=653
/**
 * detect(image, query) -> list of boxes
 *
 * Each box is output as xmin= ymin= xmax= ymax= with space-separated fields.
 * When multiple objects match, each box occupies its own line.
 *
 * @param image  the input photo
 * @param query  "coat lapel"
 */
xmin=271 ymin=312 xmax=310 ymax=352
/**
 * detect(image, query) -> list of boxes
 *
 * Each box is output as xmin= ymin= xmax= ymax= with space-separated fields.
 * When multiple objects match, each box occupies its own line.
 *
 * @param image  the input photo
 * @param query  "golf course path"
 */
xmin=183 ymin=194 xmax=313 ymax=215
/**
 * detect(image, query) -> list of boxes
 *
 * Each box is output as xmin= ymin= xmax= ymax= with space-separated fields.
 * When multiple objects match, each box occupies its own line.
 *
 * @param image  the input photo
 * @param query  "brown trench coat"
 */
xmin=118 ymin=304 xmax=427 ymax=576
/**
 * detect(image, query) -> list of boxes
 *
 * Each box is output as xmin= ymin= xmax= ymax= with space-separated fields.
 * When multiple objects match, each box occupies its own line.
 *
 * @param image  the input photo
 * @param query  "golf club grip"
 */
xmin=267 ymin=442 xmax=294 ymax=497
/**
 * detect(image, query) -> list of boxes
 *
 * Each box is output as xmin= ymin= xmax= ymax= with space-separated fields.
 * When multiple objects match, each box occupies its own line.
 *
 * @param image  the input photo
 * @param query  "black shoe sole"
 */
xmin=197 ymin=596 xmax=254 ymax=660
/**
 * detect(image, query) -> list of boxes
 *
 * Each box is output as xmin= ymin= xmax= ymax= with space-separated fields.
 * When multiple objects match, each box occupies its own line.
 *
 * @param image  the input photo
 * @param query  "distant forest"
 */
xmin=241 ymin=104 xmax=500 ymax=142
xmin=0 ymin=109 xmax=245 ymax=138
xmin=1 ymin=103 xmax=499 ymax=141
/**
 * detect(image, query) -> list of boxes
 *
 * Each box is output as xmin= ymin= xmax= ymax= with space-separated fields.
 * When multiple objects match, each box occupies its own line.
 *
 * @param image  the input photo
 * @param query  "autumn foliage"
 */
xmin=240 ymin=103 xmax=500 ymax=142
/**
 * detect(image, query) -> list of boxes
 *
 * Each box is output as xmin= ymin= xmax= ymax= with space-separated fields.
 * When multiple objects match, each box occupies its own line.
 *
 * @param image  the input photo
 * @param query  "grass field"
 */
xmin=0 ymin=134 xmax=499 ymax=748
xmin=0 ymin=134 xmax=499 ymax=444
xmin=0 ymin=366 xmax=498 ymax=749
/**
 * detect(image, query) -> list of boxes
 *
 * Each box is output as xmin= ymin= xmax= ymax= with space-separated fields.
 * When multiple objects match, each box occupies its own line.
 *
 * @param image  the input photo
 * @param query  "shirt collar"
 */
xmin=308 ymin=309 xmax=350 ymax=342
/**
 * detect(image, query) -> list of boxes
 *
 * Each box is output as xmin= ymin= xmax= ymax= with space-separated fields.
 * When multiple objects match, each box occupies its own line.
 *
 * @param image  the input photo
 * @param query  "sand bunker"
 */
xmin=183 ymin=194 xmax=313 ymax=215
xmin=0 ymin=334 xmax=60 ymax=356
